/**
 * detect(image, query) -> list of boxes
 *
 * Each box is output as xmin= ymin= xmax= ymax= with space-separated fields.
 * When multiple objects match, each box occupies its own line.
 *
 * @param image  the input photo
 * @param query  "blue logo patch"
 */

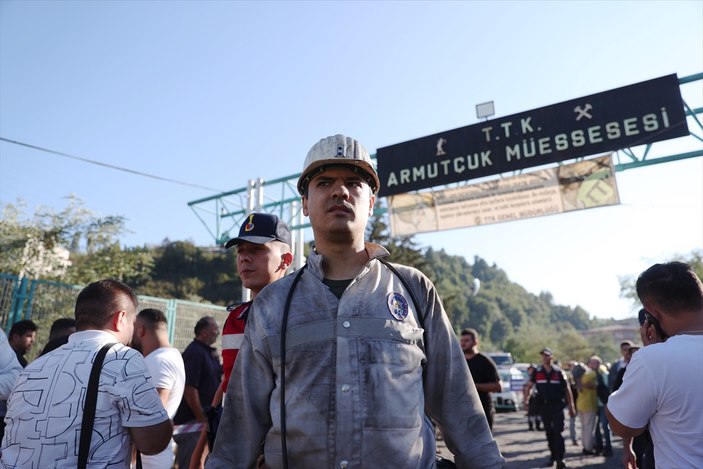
xmin=387 ymin=292 xmax=409 ymax=321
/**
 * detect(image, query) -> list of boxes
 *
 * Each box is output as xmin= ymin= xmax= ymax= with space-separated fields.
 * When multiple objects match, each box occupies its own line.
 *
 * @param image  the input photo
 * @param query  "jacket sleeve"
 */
xmin=407 ymin=269 xmax=505 ymax=469
xmin=206 ymin=301 xmax=274 ymax=469
xmin=0 ymin=330 xmax=22 ymax=400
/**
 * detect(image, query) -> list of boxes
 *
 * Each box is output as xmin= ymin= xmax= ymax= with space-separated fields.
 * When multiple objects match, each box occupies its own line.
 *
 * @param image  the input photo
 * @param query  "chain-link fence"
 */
xmin=0 ymin=274 xmax=231 ymax=361
xmin=137 ymin=295 xmax=230 ymax=352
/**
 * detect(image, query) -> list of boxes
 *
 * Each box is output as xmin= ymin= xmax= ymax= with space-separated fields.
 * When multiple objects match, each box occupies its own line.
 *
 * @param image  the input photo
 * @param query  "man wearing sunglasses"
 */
xmin=607 ymin=261 xmax=703 ymax=468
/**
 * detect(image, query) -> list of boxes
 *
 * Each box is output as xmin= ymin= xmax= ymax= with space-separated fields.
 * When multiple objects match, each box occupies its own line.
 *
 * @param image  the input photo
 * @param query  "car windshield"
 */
xmin=488 ymin=353 xmax=513 ymax=366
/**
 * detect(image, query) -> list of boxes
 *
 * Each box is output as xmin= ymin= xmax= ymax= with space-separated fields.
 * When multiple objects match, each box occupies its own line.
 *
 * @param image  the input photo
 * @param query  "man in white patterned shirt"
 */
xmin=0 ymin=279 xmax=172 ymax=468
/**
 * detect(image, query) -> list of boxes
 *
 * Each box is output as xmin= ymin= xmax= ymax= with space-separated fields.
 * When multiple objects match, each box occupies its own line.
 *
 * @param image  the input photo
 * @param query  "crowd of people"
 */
xmin=1 ymin=134 xmax=701 ymax=469
xmin=517 ymin=260 xmax=703 ymax=469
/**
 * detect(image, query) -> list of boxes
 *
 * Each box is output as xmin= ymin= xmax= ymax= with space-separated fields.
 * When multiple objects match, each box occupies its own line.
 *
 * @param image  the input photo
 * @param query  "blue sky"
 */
xmin=1 ymin=1 xmax=701 ymax=319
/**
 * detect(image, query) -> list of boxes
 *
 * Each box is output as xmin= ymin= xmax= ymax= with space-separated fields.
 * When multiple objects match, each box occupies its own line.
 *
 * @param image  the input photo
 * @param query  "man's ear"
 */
xmin=112 ymin=310 xmax=129 ymax=333
xmin=368 ymin=193 xmax=376 ymax=216
xmin=280 ymin=252 xmax=294 ymax=270
xmin=646 ymin=303 xmax=664 ymax=322
xmin=302 ymin=195 xmax=309 ymax=217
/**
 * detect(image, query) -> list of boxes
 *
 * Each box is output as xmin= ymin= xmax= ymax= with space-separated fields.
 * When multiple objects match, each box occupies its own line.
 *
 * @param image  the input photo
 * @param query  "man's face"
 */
xmin=201 ymin=319 xmax=220 ymax=346
xmin=131 ymin=317 xmax=145 ymax=353
xmin=541 ymin=352 xmax=552 ymax=366
xmin=588 ymin=358 xmax=599 ymax=370
xmin=122 ymin=307 xmax=137 ymax=346
xmin=11 ymin=331 xmax=36 ymax=355
xmin=302 ymin=167 xmax=375 ymax=242
xmin=460 ymin=334 xmax=475 ymax=353
xmin=237 ymin=241 xmax=286 ymax=294
xmin=620 ymin=344 xmax=631 ymax=358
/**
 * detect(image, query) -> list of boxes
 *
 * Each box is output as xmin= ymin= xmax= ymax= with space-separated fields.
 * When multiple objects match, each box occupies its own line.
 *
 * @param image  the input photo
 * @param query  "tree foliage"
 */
xmin=1 ymin=196 xmax=144 ymax=282
xmin=7 ymin=197 xmax=701 ymax=367
xmin=134 ymin=241 xmax=240 ymax=304
xmin=367 ymin=202 xmax=428 ymax=271
xmin=618 ymin=249 xmax=703 ymax=310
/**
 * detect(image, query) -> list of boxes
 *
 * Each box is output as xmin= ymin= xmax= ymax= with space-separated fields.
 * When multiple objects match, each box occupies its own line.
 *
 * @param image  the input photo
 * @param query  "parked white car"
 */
xmin=486 ymin=352 xmax=514 ymax=367
xmin=493 ymin=366 xmax=525 ymax=411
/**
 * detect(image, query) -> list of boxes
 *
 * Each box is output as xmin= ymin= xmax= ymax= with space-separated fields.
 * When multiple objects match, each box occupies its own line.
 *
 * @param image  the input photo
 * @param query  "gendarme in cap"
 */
xmin=297 ymin=134 xmax=380 ymax=195
xmin=224 ymin=213 xmax=292 ymax=249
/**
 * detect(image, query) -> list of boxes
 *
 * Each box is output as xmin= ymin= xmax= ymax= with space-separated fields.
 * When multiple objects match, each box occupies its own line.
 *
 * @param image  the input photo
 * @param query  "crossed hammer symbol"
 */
xmin=574 ymin=103 xmax=593 ymax=121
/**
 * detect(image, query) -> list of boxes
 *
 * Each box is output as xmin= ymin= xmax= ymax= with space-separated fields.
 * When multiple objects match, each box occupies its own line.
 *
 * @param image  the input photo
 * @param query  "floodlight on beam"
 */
xmin=476 ymin=101 xmax=495 ymax=120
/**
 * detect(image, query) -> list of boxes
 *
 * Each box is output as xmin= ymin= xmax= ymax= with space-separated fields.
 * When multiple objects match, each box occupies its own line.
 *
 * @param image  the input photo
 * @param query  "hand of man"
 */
xmin=622 ymin=437 xmax=637 ymax=469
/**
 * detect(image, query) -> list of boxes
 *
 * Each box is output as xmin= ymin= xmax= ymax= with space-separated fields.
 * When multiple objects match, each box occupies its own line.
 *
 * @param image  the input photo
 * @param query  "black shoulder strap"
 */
xmin=378 ymin=257 xmax=431 ymax=373
xmin=280 ymin=265 xmax=307 ymax=469
xmin=78 ymin=342 xmax=116 ymax=469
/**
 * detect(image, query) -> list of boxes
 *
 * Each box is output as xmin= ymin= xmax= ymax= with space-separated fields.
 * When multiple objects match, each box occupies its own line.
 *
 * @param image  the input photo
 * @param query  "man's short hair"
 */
xmin=138 ymin=308 xmax=168 ymax=329
xmin=636 ymin=261 xmax=703 ymax=315
xmin=619 ymin=340 xmax=634 ymax=349
xmin=272 ymin=239 xmax=292 ymax=255
xmin=74 ymin=279 xmax=138 ymax=330
xmin=9 ymin=319 xmax=37 ymax=338
xmin=47 ymin=318 xmax=76 ymax=341
xmin=49 ymin=318 xmax=76 ymax=335
xmin=460 ymin=328 xmax=478 ymax=340
xmin=194 ymin=316 xmax=215 ymax=336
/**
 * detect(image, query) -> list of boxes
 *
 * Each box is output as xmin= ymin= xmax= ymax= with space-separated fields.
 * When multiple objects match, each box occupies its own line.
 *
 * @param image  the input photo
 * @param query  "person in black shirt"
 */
xmin=8 ymin=320 xmax=37 ymax=368
xmin=460 ymin=328 xmax=501 ymax=430
xmin=39 ymin=318 xmax=76 ymax=357
xmin=173 ymin=316 xmax=222 ymax=469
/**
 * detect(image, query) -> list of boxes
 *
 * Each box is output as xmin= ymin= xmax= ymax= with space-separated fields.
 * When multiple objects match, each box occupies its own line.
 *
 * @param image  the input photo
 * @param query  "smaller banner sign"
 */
xmin=388 ymin=154 xmax=619 ymax=236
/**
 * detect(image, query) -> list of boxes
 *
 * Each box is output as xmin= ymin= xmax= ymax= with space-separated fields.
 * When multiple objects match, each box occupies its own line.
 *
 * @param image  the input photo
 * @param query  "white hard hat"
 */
xmin=297 ymin=134 xmax=380 ymax=195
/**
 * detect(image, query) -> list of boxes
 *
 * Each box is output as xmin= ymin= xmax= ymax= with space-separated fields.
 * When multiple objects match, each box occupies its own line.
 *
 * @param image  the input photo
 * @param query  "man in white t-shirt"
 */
xmin=132 ymin=308 xmax=186 ymax=469
xmin=0 ymin=329 xmax=22 ymax=446
xmin=607 ymin=261 xmax=703 ymax=468
xmin=0 ymin=279 xmax=172 ymax=468
xmin=0 ymin=330 xmax=21 ymax=400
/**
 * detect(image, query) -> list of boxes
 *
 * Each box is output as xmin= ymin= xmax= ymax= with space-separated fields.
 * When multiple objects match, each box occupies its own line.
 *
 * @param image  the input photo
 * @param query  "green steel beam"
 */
xmin=189 ymin=73 xmax=703 ymax=245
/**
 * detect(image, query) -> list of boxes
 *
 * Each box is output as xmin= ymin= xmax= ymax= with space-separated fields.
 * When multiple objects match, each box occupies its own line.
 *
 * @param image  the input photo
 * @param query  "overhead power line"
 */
xmin=0 ymin=137 xmax=226 ymax=193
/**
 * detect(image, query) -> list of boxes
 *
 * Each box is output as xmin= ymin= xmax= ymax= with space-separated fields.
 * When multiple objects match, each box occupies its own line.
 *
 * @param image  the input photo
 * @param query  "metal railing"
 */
xmin=0 ymin=273 xmax=230 ymax=361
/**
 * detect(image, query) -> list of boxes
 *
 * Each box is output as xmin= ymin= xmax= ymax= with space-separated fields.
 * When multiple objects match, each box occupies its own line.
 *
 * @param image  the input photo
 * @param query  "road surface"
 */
xmin=437 ymin=410 xmax=624 ymax=468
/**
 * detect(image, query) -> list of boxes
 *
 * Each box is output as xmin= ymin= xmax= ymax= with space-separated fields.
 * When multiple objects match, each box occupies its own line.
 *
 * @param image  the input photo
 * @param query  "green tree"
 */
xmin=367 ymin=202 xmax=427 ymax=270
xmin=1 ymin=196 xmax=150 ymax=283
xmin=619 ymin=249 xmax=703 ymax=310
xmin=66 ymin=244 xmax=154 ymax=285
xmin=137 ymin=240 xmax=240 ymax=304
